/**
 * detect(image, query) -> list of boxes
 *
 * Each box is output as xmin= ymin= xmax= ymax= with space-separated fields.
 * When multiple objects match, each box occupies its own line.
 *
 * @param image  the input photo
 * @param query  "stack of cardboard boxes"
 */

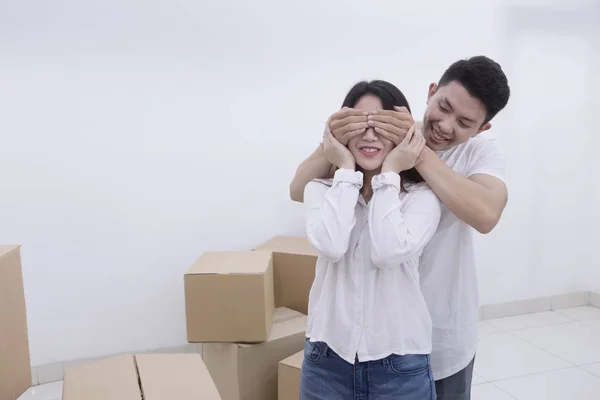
xmin=0 ymin=235 xmax=316 ymax=400
xmin=184 ymin=236 xmax=317 ymax=400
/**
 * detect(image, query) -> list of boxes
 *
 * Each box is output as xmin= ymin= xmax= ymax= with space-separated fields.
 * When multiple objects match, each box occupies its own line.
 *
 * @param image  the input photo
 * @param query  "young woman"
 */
xmin=300 ymin=80 xmax=442 ymax=399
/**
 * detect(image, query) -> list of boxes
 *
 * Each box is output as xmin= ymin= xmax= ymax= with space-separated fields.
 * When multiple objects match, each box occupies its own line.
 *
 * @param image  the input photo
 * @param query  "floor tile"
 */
xmin=487 ymin=311 xmax=571 ymax=332
xmin=472 ymin=373 xmax=487 ymax=386
xmin=474 ymin=333 xmax=571 ymax=381
xmin=514 ymin=322 xmax=600 ymax=365
xmin=18 ymin=381 xmax=62 ymax=400
xmin=582 ymin=362 xmax=600 ymax=378
xmin=555 ymin=306 xmax=600 ymax=321
xmin=494 ymin=367 xmax=600 ymax=400
xmin=471 ymin=383 xmax=516 ymax=400
xmin=582 ymin=318 xmax=600 ymax=330
xmin=479 ymin=321 xmax=504 ymax=336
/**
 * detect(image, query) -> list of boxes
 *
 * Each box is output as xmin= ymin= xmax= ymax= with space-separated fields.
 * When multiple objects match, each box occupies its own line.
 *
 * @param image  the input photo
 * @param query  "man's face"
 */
xmin=422 ymin=81 xmax=491 ymax=151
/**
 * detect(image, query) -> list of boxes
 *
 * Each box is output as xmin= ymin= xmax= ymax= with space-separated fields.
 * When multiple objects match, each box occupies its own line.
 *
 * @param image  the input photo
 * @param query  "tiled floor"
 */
xmin=18 ymin=381 xmax=62 ymax=400
xmin=19 ymin=306 xmax=600 ymax=400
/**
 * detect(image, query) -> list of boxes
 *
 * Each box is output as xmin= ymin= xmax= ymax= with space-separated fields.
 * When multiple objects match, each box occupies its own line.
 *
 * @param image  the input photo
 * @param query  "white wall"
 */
xmin=0 ymin=0 xmax=598 ymax=366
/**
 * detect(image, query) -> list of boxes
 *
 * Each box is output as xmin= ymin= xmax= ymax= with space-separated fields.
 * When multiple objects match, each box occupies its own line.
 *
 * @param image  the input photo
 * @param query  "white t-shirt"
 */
xmin=419 ymin=135 xmax=507 ymax=381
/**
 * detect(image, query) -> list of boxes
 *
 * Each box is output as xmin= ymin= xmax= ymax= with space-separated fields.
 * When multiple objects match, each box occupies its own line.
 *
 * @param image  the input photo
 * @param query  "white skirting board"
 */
xmin=32 ymin=291 xmax=600 ymax=386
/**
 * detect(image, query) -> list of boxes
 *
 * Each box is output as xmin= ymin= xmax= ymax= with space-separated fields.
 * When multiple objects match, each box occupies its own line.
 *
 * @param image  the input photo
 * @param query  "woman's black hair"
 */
xmin=341 ymin=80 xmax=424 ymax=191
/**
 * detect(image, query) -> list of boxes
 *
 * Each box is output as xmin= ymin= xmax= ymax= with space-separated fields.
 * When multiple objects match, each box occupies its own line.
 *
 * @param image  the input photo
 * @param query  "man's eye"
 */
xmin=439 ymin=105 xmax=448 ymax=112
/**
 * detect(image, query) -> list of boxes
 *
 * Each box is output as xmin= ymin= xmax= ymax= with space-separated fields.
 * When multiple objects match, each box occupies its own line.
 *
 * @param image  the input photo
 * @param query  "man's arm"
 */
xmin=415 ymin=146 xmax=508 ymax=234
xmin=289 ymin=144 xmax=335 ymax=203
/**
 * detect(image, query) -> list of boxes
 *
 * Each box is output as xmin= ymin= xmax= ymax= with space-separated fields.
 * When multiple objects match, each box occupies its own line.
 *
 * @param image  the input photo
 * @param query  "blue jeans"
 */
xmin=300 ymin=339 xmax=436 ymax=400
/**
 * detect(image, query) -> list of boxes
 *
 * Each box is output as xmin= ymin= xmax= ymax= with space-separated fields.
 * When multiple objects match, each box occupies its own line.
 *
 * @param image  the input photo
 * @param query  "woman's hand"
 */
xmin=382 ymin=124 xmax=426 ymax=174
xmin=322 ymin=119 xmax=355 ymax=170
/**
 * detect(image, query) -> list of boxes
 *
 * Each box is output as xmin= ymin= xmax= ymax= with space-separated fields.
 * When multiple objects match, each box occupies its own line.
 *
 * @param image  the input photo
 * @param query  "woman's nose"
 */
xmin=363 ymin=127 xmax=378 ymax=141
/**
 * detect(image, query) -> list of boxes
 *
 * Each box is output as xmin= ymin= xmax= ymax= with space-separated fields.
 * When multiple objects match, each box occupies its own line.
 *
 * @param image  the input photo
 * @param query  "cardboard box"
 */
xmin=63 ymin=353 xmax=221 ymax=400
xmin=278 ymin=350 xmax=303 ymax=400
xmin=255 ymin=236 xmax=317 ymax=315
xmin=0 ymin=245 xmax=31 ymax=400
xmin=184 ymin=250 xmax=275 ymax=343
xmin=203 ymin=307 xmax=307 ymax=400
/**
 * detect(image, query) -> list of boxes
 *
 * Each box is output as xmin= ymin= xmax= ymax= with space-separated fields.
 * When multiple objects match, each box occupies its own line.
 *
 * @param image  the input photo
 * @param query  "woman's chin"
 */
xmin=355 ymin=157 xmax=384 ymax=172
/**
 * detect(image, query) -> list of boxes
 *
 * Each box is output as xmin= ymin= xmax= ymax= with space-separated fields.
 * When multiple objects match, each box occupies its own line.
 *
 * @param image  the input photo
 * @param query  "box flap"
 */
xmin=280 ymin=350 xmax=304 ymax=369
xmin=136 ymin=354 xmax=221 ymax=400
xmin=186 ymin=251 xmax=272 ymax=275
xmin=62 ymin=354 xmax=141 ymax=400
xmin=0 ymin=245 xmax=20 ymax=260
xmin=255 ymin=236 xmax=317 ymax=257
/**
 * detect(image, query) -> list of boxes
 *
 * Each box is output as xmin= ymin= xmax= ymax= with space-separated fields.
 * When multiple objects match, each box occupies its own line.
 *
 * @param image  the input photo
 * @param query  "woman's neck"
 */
xmin=360 ymin=167 xmax=381 ymax=203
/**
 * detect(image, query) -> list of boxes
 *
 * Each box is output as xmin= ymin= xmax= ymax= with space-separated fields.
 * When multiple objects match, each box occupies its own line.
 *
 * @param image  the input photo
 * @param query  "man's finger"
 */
xmin=368 ymin=115 xmax=413 ymax=129
xmin=373 ymin=127 xmax=400 ymax=145
xmin=330 ymin=116 xmax=368 ymax=130
xmin=368 ymin=109 xmax=414 ymax=120
xmin=332 ymin=108 xmax=368 ymax=120
xmin=393 ymin=106 xmax=410 ymax=114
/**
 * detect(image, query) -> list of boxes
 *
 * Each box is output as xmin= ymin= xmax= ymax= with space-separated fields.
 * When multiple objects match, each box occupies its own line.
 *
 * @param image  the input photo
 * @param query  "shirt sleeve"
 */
xmin=368 ymin=172 xmax=442 ymax=269
xmin=466 ymin=138 xmax=506 ymax=183
xmin=304 ymin=169 xmax=362 ymax=262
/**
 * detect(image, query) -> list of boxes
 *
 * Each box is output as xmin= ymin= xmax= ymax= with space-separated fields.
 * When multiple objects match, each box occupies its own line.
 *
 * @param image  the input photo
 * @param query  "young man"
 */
xmin=289 ymin=56 xmax=510 ymax=400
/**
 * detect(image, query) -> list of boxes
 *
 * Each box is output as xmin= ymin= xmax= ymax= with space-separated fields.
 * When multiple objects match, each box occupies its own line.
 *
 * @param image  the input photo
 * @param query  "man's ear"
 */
xmin=426 ymin=83 xmax=437 ymax=104
xmin=474 ymin=122 xmax=491 ymax=137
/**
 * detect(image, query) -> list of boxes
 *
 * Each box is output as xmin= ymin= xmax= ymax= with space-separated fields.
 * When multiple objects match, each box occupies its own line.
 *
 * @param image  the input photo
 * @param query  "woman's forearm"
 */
xmin=289 ymin=145 xmax=335 ymax=202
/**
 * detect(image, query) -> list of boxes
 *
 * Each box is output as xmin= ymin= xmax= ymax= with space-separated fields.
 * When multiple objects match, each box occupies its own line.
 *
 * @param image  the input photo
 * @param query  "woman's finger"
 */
xmin=401 ymin=124 xmax=416 ymax=145
xmin=341 ymin=128 xmax=368 ymax=144
xmin=413 ymin=130 xmax=425 ymax=152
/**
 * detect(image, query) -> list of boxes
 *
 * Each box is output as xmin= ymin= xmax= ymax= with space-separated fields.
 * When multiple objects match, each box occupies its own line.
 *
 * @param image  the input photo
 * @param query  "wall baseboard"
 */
xmin=32 ymin=291 xmax=600 ymax=386
xmin=480 ymin=291 xmax=591 ymax=320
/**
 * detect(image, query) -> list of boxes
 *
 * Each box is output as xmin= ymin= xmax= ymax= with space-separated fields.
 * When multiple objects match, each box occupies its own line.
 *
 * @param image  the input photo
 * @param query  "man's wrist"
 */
xmin=415 ymin=146 xmax=436 ymax=170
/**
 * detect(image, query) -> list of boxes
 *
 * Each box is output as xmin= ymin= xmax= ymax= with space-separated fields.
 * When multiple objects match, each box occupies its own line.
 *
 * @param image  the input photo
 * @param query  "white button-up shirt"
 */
xmin=304 ymin=168 xmax=442 ymax=364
